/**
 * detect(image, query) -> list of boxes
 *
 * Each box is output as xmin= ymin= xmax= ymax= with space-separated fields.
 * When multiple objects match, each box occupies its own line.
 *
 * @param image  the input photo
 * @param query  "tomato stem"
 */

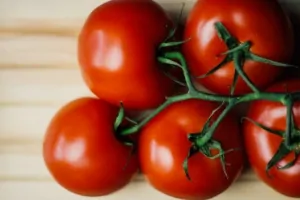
xmin=120 ymin=93 xmax=190 ymax=136
xmin=233 ymin=51 xmax=260 ymax=93
xmin=120 ymin=51 xmax=296 ymax=138
xmin=120 ymin=50 xmax=300 ymax=177
xmin=119 ymin=21 xmax=300 ymax=178
xmin=158 ymin=54 xmax=197 ymax=93
xmin=285 ymin=97 xmax=294 ymax=146
xmin=196 ymin=102 xmax=234 ymax=146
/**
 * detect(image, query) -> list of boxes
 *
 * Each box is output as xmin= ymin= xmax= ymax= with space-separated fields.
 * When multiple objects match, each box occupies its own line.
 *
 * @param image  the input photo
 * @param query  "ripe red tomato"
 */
xmin=243 ymin=79 xmax=300 ymax=197
xmin=183 ymin=0 xmax=294 ymax=95
xmin=78 ymin=0 xmax=176 ymax=110
xmin=139 ymin=100 xmax=244 ymax=199
xmin=43 ymin=97 xmax=139 ymax=196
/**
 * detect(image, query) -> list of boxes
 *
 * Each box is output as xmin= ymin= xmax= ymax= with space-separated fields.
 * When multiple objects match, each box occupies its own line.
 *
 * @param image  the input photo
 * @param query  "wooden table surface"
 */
xmin=0 ymin=0 xmax=299 ymax=199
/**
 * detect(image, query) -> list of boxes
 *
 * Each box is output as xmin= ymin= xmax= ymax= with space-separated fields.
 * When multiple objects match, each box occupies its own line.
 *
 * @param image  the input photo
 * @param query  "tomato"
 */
xmin=183 ymin=0 xmax=294 ymax=95
xmin=78 ymin=0 xmax=176 ymax=110
xmin=43 ymin=97 xmax=139 ymax=196
xmin=243 ymin=79 xmax=300 ymax=197
xmin=139 ymin=100 xmax=244 ymax=200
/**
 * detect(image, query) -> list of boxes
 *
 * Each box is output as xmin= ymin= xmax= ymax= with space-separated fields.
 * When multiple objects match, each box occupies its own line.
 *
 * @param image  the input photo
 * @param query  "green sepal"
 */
xmin=197 ymin=55 xmax=231 ymax=79
xmin=159 ymin=38 xmax=191 ymax=49
xmin=222 ymin=41 xmax=251 ymax=55
xmin=266 ymin=143 xmax=291 ymax=176
xmin=207 ymin=140 xmax=229 ymax=179
xmin=233 ymin=51 xmax=259 ymax=93
xmin=114 ymin=102 xmax=125 ymax=131
xmin=214 ymin=22 xmax=238 ymax=48
xmin=200 ymin=145 xmax=212 ymax=157
xmin=183 ymin=145 xmax=199 ymax=180
xmin=162 ymin=71 xmax=186 ymax=86
xmin=160 ymin=2 xmax=185 ymax=48
xmin=119 ymin=135 xmax=137 ymax=171
xmin=242 ymin=117 xmax=284 ymax=137
xmin=277 ymin=152 xmax=298 ymax=170
xmin=230 ymin=70 xmax=239 ymax=95
xmin=203 ymin=102 xmax=225 ymax=131
xmin=125 ymin=117 xmax=138 ymax=125
xmin=157 ymin=56 xmax=183 ymax=69
xmin=247 ymin=53 xmax=299 ymax=68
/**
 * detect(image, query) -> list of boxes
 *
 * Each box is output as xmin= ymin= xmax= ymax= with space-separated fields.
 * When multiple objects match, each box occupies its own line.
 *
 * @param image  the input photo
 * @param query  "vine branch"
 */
xmin=118 ymin=21 xmax=300 ymax=179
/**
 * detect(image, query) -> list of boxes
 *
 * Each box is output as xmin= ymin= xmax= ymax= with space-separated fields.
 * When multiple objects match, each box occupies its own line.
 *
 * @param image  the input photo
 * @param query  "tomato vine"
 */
xmin=117 ymin=22 xmax=300 ymax=179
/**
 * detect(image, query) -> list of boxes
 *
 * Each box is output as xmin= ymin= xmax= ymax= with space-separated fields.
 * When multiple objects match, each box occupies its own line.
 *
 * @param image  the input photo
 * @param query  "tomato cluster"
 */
xmin=43 ymin=0 xmax=300 ymax=199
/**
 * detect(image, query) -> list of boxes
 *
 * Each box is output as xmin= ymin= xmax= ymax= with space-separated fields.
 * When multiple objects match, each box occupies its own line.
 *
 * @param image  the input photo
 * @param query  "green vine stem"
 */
xmin=121 ymin=51 xmax=293 ymax=136
xmin=118 ymin=22 xmax=300 ymax=179
xmin=285 ymin=97 xmax=294 ymax=146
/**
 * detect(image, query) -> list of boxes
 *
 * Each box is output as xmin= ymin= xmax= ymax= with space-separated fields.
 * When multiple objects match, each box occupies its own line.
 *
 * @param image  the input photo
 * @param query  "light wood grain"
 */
xmin=0 ymin=0 xmax=195 ymax=37
xmin=0 ymin=35 xmax=77 ymax=68
xmin=0 ymin=69 xmax=93 ymax=104
xmin=0 ymin=0 xmax=299 ymax=199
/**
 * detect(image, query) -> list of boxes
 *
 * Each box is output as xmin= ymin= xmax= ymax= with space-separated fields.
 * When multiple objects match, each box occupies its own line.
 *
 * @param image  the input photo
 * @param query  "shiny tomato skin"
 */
xmin=243 ymin=79 xmax=300 ymax=197
xmin=78 ymin=0 xmax=175 ymax=110
xmin=139 ymin=100 xmax=244 ymax=200
xmin=43 ymin=97 xmax=139 ymax=196
xmin=183 ymin=0 xmax=294 ymax=95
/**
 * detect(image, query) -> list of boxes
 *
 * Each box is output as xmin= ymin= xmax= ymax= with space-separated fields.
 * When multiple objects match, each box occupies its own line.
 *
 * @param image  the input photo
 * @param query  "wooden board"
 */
xmin=0 ymin=0 xmax=299 ymax=199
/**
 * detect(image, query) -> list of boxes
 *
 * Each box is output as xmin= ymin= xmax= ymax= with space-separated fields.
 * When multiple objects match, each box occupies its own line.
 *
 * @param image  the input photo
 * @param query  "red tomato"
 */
xmin=243 ymin=79 xmax=300 ymax=197
xmin=139 ymin=100 xmax=244 ymax=200
xmin=43 ymin=98 xmax=139 ymax=196
xmin=183 ymin=0 xmax=294 ymax=95
xmin=78 ymin=0 xmax=176 ymax=110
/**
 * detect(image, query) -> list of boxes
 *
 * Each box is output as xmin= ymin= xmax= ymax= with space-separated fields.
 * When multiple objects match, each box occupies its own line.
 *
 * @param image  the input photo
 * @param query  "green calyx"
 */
xmin=198 ymin=22 xmax=297 ymax=95
xmin=243 ymin=117 xmax=300 ymax=174
xmin=183 ymin=103 xmax=240 ymax=180
xmin=118 ymin=21 xmax=300 ymax=180
xmin=183 ymin=139 xmax=237 ymax=180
